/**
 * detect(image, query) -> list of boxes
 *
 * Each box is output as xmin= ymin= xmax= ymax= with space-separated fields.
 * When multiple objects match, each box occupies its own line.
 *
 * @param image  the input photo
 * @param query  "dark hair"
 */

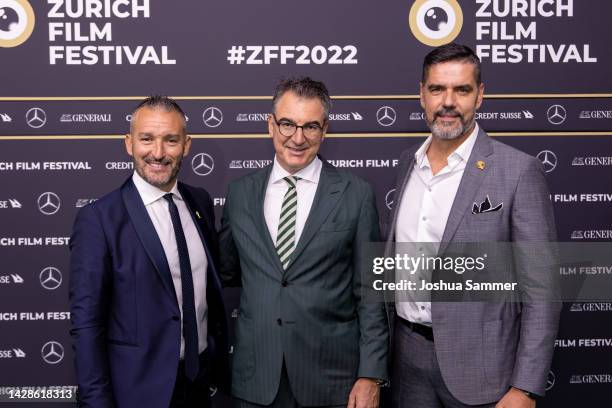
xmin=271 ymin=77 xmax=332 ymax=117
xmin=422 ymin=43 xmax=481 ymax=85
xmin=130 ymin=95 xmax=186 ymax=133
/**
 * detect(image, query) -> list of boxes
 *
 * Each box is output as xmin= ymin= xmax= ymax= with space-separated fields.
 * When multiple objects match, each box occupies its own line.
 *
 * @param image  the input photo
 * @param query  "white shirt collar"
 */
xmin=269 ymin=155 xmax=322 ymax=185
xmin=414 ymin=122 xmax=480 ymax=169
xmin=132 ymin=171 xmax=182 ymax=206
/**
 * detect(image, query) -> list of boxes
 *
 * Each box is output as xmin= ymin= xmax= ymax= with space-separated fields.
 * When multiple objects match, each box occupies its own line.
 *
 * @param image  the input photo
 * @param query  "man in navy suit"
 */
xmin=69 ymin=96 xmax=229 ymax=408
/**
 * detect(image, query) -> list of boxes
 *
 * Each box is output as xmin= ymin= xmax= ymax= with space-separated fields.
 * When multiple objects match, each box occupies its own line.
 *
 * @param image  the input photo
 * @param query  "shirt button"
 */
xmin=422 ymin=216 xmax=427 ymax=221
xmin=428 ymin=187 xmax=432 ymax=192
xmin=421 ymin=306 xmax=426 ymax=310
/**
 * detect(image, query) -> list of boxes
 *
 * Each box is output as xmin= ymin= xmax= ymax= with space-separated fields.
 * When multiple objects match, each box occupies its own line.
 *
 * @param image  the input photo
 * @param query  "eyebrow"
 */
xmin=427 ymin=84 xmax=475 ymax=92
xmin=276 ymin=117 xmax=323 ymax=127
xmin=137 ymin=132 xmax=182 ymax=138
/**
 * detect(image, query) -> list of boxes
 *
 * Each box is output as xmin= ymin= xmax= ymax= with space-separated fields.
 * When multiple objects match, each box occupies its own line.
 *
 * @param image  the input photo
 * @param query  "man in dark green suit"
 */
xmin=219 ymin=77 xmax=388 ymax=408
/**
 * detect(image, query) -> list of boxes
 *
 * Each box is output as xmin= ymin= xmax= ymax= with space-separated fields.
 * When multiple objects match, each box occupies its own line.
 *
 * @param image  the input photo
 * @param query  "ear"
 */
xmin=419 ymin=81 xmax=425 ymax=110
xmin=320 ymin=122 xmax=328 ymax=143
xmin=475 ymin=82 xmax=485 ymax=110
xmin=125 ymin=134 xmax=133 ymax=156
xmin=267 ymin=114 xmax=275 ymax=139
xmin=183 ymin=135 xmax=192 ymax=157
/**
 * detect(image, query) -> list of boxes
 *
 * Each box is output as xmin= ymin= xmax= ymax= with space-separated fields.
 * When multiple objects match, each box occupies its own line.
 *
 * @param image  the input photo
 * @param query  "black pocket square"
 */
xmin=472 ymin=195 xmax=503 ymax=214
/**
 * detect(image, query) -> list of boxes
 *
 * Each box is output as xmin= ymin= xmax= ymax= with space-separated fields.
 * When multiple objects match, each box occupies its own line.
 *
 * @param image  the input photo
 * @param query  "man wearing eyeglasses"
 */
xmin=219 ymin=77 xmax=388 ymax=408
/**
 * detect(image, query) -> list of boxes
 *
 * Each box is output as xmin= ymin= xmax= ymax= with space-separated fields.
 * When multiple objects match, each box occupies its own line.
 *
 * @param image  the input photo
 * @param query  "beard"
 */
xmin=135 ymin=155 xmax=182 ymax=190
xmin=428 ymin=107 xmax=475 ymax=140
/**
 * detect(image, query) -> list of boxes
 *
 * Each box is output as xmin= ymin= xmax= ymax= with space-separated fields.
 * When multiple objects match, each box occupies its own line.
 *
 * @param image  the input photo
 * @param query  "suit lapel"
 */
xmin=439 ymin=129 xmax=494 ymax=254
xmin=251 ymin=166 xmax=287 ymax=274
xmin=178 ymin=183 xmax=223 ymax=292
xmin=122 ymin=179 xmax=177 ymax=302
xmin=288 ymin=160 xmax=348 ymax=269
xmin=385 ymin=152 xmax=417 ymax=252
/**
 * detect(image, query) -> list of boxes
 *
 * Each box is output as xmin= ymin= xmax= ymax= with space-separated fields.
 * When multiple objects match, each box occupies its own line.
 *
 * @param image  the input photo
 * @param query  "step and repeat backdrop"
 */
xmin=1 ymin=0 xmax=611 ymax=406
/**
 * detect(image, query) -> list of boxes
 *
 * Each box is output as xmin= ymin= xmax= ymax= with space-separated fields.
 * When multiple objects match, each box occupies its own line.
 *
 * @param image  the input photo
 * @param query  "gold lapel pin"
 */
xmin=476 ymin=160 xmax=486 ymax=170
xmin=195 ymin=211 xmax=202 ymax=219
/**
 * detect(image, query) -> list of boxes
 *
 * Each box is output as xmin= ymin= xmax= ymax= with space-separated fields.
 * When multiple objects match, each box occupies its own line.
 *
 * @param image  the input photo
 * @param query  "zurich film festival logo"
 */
xmin=409 ymin=0 xmax=463 ymax=47
xmin=0 ymin=0 xmax=34 ymax=48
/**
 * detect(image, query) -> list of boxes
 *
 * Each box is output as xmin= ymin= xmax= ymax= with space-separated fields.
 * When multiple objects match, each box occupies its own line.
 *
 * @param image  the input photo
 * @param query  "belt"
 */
xmin=396 ymin=315 xmax=434 ymax=341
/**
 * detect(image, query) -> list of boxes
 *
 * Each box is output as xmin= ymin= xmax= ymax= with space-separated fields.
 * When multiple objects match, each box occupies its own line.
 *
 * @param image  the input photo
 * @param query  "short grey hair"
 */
xmin=130 ymin=95 xmax=187 ymax=134
xmin=271 ymin=77 xmax=332 ymax=118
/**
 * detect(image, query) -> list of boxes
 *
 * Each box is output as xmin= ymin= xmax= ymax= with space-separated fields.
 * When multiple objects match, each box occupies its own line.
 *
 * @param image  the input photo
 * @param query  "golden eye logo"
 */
xmin=0 ymin=0 xmax=35 ymax=48
xmin=409 ymin=0 xmax=463 ymax=47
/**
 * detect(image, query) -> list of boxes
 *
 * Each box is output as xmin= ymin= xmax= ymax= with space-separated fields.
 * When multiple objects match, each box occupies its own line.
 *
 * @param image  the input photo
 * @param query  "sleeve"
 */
xmin=509 ymin=156 xmax=562 ymax=396
xmin=218 ymin=182 xmax=242 ymax=287
xmin=69 ymin=204 xmax=116 ymax=407
xmin=353 ymin=183 xmax=390 ymax=381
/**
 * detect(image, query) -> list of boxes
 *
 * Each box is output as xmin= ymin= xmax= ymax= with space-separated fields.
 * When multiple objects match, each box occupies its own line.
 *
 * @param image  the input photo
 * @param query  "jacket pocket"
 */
xmin=319 ymin=219 xmax=353 ymax=232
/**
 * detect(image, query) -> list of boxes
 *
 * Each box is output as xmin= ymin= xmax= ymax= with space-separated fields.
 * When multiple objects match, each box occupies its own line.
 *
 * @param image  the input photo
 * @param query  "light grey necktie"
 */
xmin=276 ymin=176 xmax=300 ymax=269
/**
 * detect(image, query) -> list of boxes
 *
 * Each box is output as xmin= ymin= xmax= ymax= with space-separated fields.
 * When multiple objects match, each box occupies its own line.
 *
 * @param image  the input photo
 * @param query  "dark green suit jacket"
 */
xmin=219 ymin=159 xmax=388 ymax=406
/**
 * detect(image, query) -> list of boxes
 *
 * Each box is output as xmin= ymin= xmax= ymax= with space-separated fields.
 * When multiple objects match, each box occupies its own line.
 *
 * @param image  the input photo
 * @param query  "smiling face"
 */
xmin=420 ymin=60 xmax=484 ymax=141
xmin=268 ymin=91 xmax=327 ymax=174
xmin=125 ymin=107 xmax=191 ymax=191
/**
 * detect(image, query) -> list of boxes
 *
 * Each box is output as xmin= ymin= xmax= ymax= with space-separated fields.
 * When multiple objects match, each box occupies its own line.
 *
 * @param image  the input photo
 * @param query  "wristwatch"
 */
xmin=370 ymin=378 xmax=387 ymax=387
xmin=519 ymin=388 xmax=538 ymax=400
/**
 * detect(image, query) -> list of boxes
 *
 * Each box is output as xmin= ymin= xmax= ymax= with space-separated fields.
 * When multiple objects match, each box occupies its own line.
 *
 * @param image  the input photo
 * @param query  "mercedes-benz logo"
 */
xmin=546 ymin=370 xmax=555 ymax=391
xmin=385 ymin=189 xmax=396 ymax=210
xmin=25 ymin=107 xmax=46 ymax=129
xmin=191 ymin=153 xmax=215 ymax=176
xmin=37 ymin=192 xmax=61 ymax=215
xmin=39 ymin=266 xmax=62 ymax=290
xmin=376 ymin=106 xmax=397 ymax=127
xmin=537 ymin=150 xmax=558 ymax=173
xmin=202 ymin=107 xmax=223 ymax=128
xmin=546 ymin=105 xmax=566 ymax=125
xmin=41 ymin=341 xmax=64 ymax=365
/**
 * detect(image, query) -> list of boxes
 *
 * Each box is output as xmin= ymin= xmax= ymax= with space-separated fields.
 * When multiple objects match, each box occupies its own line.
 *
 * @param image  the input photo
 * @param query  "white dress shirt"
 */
xmin=264 ymin=156 xmax=322 ymax=247
xmin=395 ymin=124 xmax=479 ymax=326
xmin=132 ymin=171 xmax=208 ymax=358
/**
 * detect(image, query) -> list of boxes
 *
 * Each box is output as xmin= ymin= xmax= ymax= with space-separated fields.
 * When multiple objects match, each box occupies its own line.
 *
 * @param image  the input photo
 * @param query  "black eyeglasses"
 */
xmin=271 ymin=114 xmax=326 ymax=138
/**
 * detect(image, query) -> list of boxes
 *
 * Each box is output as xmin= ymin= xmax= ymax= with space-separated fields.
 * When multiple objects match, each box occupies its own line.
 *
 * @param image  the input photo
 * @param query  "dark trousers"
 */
xmin=233 ymin=361 xmax=344 ymax=408
xmin=171 ymin=351 xmax=212 ymax=408
xmin=392 ymin=319 xmax=496 ymax=408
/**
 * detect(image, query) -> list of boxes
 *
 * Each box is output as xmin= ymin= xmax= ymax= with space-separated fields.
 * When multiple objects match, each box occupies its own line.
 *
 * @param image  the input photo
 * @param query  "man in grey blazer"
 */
xmin=220 ymin=77 xmax=388 ymax=408
xmin=387 ymin=44 xmax=561 ymax=407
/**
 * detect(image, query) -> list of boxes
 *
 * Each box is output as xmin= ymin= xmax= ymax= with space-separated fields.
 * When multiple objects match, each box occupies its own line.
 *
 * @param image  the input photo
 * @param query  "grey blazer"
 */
xmin=220 ymin=159 xmax=389 ymax=406
xmin=385 ymin=128 xmax=561 ymax=405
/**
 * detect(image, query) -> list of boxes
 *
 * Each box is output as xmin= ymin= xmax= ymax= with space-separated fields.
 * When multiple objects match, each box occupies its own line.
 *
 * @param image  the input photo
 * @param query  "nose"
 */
xmin=442 ymin=90 xmax=456 ymax=108
xmin=292 ymin=127 xmax=306 ymax=145
xmin=152 ymin=139 xmax=165 ymax=159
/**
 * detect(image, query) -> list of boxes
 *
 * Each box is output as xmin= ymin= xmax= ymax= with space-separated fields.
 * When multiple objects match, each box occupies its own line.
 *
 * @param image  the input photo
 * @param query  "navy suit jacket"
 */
xmin=69 ymin=178 xmax=229 ymax=408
